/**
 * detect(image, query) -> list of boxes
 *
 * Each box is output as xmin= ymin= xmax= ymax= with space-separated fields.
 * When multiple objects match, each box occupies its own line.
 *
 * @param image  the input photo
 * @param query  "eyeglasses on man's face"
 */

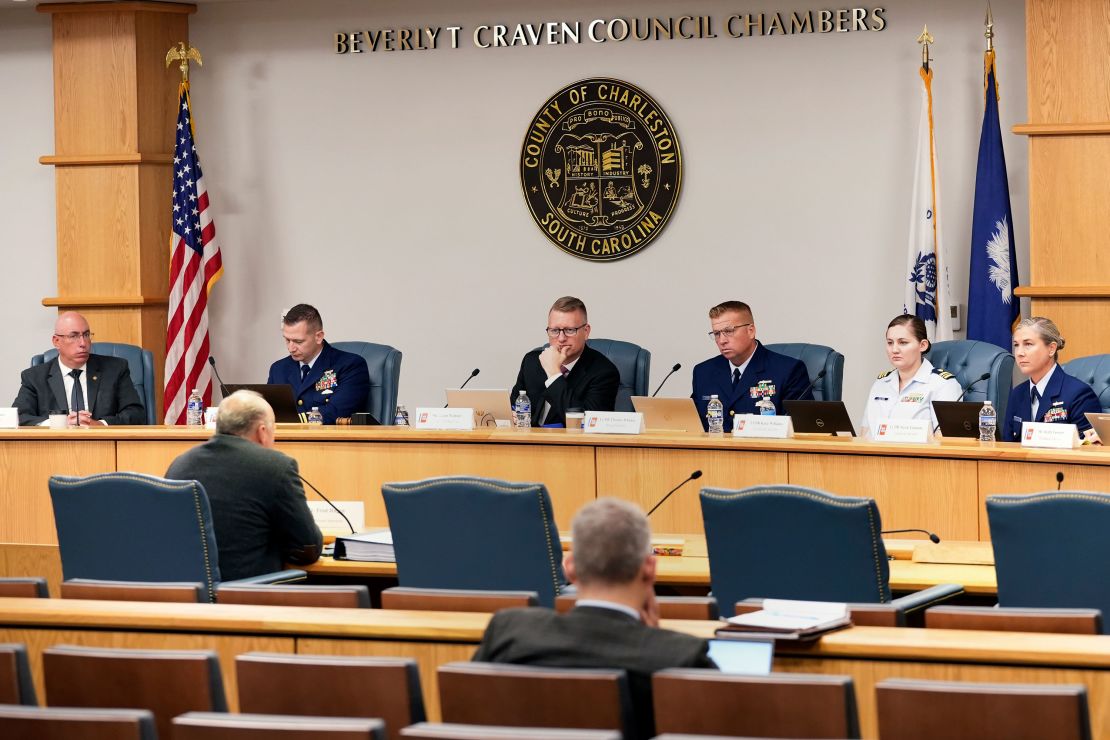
xmin=54 ymin=331 xmax=94 ymax=343
xmin=707 ymin=324 xmax=752 ymax=340
xmin=546 ymin=324 xmax=587 ymax=338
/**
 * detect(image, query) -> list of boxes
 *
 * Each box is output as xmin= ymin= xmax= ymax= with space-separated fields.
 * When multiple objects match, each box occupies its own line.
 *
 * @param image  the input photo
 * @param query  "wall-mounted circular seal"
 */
xmin=520 ymin=78 xmax=683 ymax=262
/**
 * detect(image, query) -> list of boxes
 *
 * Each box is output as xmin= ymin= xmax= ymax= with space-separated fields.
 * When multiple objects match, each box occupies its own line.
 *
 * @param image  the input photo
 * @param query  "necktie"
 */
xmin=732 ymin=367 xmax=741 ymax=388
xmin=300 ymin=364 xmax=310 ymax=382
xmin=69 ymin=369 xmax=85 ymax=412
xmin=560 ymin=365 xmax=570 ymax=378
xmin=1031 ymin=386 xmax=1041 ymax=420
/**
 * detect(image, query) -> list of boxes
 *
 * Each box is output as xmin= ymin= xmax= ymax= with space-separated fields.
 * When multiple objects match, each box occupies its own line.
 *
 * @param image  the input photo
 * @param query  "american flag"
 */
xmin=164 ymin=83 xmax=223 ymax=424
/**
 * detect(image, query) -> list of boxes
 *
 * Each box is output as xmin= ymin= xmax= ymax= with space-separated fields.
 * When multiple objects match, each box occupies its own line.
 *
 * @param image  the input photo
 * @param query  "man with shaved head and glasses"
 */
xmin=692 ymin=300 xmax=812 ymax=432
xmin=510 ymin=296 xmax=619 ymax=427
xmin=14 ymin=311 xmax=146 ymax=426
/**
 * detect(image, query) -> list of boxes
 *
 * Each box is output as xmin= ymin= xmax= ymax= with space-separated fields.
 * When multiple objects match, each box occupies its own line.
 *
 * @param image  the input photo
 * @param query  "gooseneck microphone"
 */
xmin=445 ymin=368 xmax=481 ymax=406
xmin=956 ymin=372 xmax=992 ymax=402
xmin=298 ymin=473 xmax=356 ymax=534
xmin=646 ymin=470 xmax=703 ymax=517
xmin=208 ymin=356 xmax=230 ymax=398
xmin=881 ymin=528 xmax=941 ymax=544
xmin=791 ymin=369 xmax=827 ymax=401
xmin=1057 ymin=471 xmax=1065 ymax=491
xmin=651 ymin=363 xmax=682 ymax=397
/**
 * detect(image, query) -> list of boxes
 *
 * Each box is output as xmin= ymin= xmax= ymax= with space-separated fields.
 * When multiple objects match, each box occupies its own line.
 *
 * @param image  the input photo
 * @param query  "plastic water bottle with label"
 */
xmin=513 ymin=390 xmax=532 ymax=429
xmin=756 ymin=395 xmax=776 ymax=416
xmin=394 ymin=405 xmax=410 ymax=426
xmin=978 ymin=400 xmax=997 ymax=442
xmin=186 ymin=389 xmax=204 ymax=426
xmin=706 ymin=394 xmax=724 ymax=434
xmin=306 ymin=406 xmax=324 ymax=425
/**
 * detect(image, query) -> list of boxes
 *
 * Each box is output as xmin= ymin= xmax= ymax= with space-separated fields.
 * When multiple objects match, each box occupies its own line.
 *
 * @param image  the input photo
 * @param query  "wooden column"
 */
xmin=38 ymin=1 xmax=196 ymax=422
xmin=1014 ymin=0 xmax=1110 ymax=356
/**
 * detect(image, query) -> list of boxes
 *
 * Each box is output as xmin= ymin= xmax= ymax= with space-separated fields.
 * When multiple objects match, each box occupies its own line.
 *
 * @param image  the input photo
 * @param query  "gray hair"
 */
xmin=570 ymin=498 xmax=652 ymax=586
xmin=1016 ymin=316 xmax=1066 ymax=358
xmin=215 ymin=390 xmax=273 ymax=437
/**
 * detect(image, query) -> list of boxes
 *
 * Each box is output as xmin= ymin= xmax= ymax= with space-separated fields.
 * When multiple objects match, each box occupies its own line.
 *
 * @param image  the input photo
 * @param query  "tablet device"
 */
xmin=632 ymin=396 xmax=704 ymax=432
xmin=1084 ymin=412 xmax=1110 ymax=443
xmin=706 ymin=637 xmax=774 ymax=675
xmin=223 ymin=384 xmax=300 ymax=423
xmin=445 ymin=388 xmax=513 ymax=426
xmin=783 ymin=400 xmax=856 ymax=436
xmin=933 ymin=401 xmax=985 ymax=438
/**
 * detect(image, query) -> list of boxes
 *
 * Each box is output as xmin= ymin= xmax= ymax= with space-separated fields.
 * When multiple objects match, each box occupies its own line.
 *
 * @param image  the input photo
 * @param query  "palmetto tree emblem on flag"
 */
xmin=908 ymin=251 xmax=938 ymax=322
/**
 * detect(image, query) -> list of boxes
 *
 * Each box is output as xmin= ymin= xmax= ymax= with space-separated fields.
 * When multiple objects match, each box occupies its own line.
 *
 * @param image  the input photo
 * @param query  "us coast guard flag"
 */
xmin=904 ymin=66 xmax=953 ymax=340
xmin=967 ymin=50 xmax=1019 ymax=349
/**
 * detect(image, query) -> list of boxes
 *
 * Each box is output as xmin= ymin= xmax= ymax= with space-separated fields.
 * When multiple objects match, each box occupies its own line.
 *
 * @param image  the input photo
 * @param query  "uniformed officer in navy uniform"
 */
xmin=267 ymin=304 xmax=370 ymax=424
xmin=691 ymin=300 xmax=813 ymax=433
xmin=1002 ymin=317 xmax=1100 ymax=442
xmin=860 ymin=314 xmax=961 ymax=437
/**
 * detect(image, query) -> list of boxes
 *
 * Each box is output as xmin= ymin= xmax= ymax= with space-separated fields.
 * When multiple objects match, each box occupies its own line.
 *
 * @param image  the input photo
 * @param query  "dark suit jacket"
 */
xmin=510 ymin=345 xmax=620 ymax=426
xmin=267 ymin=341 xmax=370 ymax=424
xmin=473 ymin=605 xmax=713 ymax=740
xmin=13 ymin=355 xmax=146 ymax=426
xmin=1002 ymin=365 xmax=1101 ymax=442
xmin=691 ymin=342 xmax=813 ymax=432
xmin=165 ymin=434 xmax=322 ymax=581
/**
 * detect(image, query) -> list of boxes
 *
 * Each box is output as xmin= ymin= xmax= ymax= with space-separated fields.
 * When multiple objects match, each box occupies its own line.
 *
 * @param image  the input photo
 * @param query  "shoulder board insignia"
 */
xmin=932 ymin=368 xmax=955 ymax=380
xmin=877 ymin=370 xmax=893 ymax=379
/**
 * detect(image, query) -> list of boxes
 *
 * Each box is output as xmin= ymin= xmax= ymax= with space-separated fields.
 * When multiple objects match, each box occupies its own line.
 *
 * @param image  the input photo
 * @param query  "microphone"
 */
xmin=208 ymin=356 xmax=230 ymax=398
xmin=444 ymin=368 xmax=481 ymax=406
xmin=646 ymin=470 xmax=702 ymax=517
xmin=881 ymin=528 xmax=941 ymax=544
xmin=298 ymin=473 xmax=356 ymax=534
xmin=955 ymin=372 xmax=991 ymax=402
xmin=651 ymin=363 xmax=682 ymax=397
xmin=1056 ymin=471 xmax=1064 ymax=491
xmin=791 ymin=368 xmax=827 ymax=401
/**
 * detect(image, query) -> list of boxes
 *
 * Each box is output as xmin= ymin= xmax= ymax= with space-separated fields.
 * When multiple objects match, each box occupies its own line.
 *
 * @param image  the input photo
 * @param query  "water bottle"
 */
xmin=394 ymin=404 xmax=410 ymax=426
xmin=306 ymin=406 xmax=324 ymax=425
xmin=756 ymin=395 xmax=776 ymax=416
xmin=978 ymin=400 xmax=997 ymax=442
xmin=513 ymin=390 xmax=532 ymax=429
xmin=186 ymin=389 xmax=204 ymax=426
xmin=706 ymin=394 xmax=724 ymax=434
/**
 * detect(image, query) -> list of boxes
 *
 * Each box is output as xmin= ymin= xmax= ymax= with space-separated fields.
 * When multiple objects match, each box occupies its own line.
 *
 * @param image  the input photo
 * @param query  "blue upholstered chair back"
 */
xmin=586 ymin=338 xmax=650 ymax=412
xmin=383 ymin=476 xmax=565 ymax=607
xmin=701 ymin=485 xmax=890 ymax=610
xmin=987 ymin=491 xmax=1110 ymax=634
xmin=48 ymin=473 xmax=222 ymax=602
xmin=1062 ymin=354 xmax=1110 ymax=413
xmin=331 ymin=341 xmax=402 ymax=425
xmin=32 ymin=342 xmax=156 ymax=425
xmin=764 ymin=343 xmax=844 ymax=401
xmin=927 ymin=340 xmax=1015 ymax=420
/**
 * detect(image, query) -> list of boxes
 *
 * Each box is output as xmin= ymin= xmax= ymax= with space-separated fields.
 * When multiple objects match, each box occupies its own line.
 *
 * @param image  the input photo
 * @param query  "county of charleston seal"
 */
xmin=520 ymin=78 xmax=682 ymax=261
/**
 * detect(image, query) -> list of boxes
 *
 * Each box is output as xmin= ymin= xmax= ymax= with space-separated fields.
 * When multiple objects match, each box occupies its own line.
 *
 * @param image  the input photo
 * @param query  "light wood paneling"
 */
xmin=596 ymin=447 xmax=788 ymax=534
xmin=1027 ymin=298 xmax=1110 ymax=359
xmin=977 ymin=460 xmax=1110 ymax=539
xmin=138 ymin=165 xmax=173 ymax=294
xmin=134 ymin=10 xmax=189 ymax=154
xmin=55 ymin=165 xmax=141 ymax=295
xmin=0 ymin=543 xmax=64 ymax=596
xmin=117 ymin=439 xmax=200 ymax=475
xmin=788 ymin=454 xmax=980 ymax=541
xmin=1027 ymin=0 xmax=1110 ymax=124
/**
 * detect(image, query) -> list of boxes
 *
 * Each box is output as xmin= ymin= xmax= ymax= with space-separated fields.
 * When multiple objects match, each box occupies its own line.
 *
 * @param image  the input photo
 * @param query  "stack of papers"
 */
xmin=718 ymin=599 xmax=851 ymax=641
xmin=333 ymin=528 xmax=395 ymax=562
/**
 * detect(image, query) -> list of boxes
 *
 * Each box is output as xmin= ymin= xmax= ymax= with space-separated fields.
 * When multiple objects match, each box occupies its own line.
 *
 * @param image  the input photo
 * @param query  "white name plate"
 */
xmin=732 ymin=414 xmax=793 ymax=439
xmin=307 ymin=500 xmax=366 ymax=535
xmin=584 ymin=411 xmax=644 ymax=435
xmin=1021 ymin=421 xmax=1080 ymax=449
xmin=0 ymin=408 xmax=17 ymax=429
xmin=414 ymin=407 xmax=475 ymax=430
xmin=873 ymin=419 xmax=932 ymax=444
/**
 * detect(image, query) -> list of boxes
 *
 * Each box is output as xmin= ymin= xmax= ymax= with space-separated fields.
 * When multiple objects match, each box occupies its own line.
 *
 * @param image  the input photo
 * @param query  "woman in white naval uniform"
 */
xmin=860 ymin=315 xmax=961 ymax=438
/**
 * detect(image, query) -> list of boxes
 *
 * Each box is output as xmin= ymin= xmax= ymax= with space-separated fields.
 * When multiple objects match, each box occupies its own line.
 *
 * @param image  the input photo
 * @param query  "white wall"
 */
xmin=2 ymin=0 xmax=1029 ymax=420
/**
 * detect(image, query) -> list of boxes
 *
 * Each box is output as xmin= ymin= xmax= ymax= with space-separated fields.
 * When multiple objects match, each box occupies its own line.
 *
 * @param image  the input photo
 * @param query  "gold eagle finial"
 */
xmin=165 ymin=42 xmax=203 ymax=83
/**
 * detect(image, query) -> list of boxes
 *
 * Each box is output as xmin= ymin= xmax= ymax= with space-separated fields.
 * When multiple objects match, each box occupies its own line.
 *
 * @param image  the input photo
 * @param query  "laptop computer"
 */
xmin=1084 ymin=412 xmax=1110 ymax=443
xmin=706 ymin=637 xmax=774 ymax=675
xmin=223 ymin=383 xmax=301 ymax=423
xmin=783 ymin=400 xmax=856 ymax=436
xmin=933 ymin=401 xmax=985 ymax=438
xmin=445 ymin=388 xmax=513 ymax=427
xmin=632 ymin=396 xmax=704 ymax=432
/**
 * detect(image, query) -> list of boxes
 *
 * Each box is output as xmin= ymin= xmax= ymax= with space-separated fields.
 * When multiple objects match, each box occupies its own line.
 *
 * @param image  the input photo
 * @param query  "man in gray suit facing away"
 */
xmin=165 ymin=390 xmax=322 ymax=580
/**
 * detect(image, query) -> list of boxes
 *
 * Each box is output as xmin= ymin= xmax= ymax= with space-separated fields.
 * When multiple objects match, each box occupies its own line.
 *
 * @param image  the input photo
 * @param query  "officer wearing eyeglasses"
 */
xmin=691 ymin=300 xmax=813 ymax=432
xmin=13 ymin=311 xmax=146 ymax=426
xmin=510 ymin=296 xmax=619 ymax=427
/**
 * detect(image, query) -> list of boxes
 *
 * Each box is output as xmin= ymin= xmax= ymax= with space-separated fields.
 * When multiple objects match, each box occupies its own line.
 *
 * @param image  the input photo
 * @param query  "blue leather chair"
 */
xmin=383 ymin=476 xmax=565 ymax=607
xmin=32 ymin=342 xmax=157 ymax=425
xmin=700 ymin=485 xmax=961 ymax=615
xmin=48 ymin=473 xmax=304 ymax=603
xmin=927 ymin=340 xmax=1015 ymax=421
xmin=765 ymin=343 xmax=844 ymax=401
xmin=331 ymin=341 xmax=402 ymax=425
xmin=588 ymin=338 xmax=650 ymax=412
xmin=987 ymin=491 xmax=1110 ymax=634
xmin=0 ymin=644 xmax=37 ymax=705
xmin=1062 ymin=354 xmax=1110 ymax=413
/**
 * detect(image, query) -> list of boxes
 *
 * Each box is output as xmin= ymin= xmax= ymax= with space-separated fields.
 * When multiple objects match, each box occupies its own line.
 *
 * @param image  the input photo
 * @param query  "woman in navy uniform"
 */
xmin=1002 ymin=317 xmax=1100 ymax=442
xmin=860 ymin=314 xmax=960 ymax=437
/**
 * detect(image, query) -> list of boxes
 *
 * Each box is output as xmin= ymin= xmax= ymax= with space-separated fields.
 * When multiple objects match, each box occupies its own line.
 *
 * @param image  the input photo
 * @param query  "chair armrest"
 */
xmin=891 ymin=583 xmax=964 ymax=617
xmin=224 ymin=569 xmax=306 ymax=586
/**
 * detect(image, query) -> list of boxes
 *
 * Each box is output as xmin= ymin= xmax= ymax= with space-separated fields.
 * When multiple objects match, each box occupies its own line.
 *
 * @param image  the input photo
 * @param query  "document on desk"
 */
xmin=722 ymin=599 xmax=850 ymax=636
xmin=334 ymin=528 xmax=395 ymax=562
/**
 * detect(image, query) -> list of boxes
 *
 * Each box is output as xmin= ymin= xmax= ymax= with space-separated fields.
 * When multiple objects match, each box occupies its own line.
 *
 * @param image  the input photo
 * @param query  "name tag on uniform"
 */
xmin=584 ymin=411 xmax=644 ymax=434
xmin=732 ymin=414 xmax=793 ymax=439
xmin=1021 ymin=421 xmax=1080 ymax=449
xmin=414 ymin=407 xmax=475 ymax=430
xmin=873 ymin=419 xmax=931 ymax=444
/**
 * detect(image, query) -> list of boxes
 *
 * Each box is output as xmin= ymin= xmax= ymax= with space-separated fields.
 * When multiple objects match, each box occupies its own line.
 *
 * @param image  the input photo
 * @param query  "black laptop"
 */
xmin=223 ymin=384 xmax=301 ymax=423
xmin=783 ymin=400 xmax=856 ymax=436
xmin=932 ymin=401 xmax=985 ymax=438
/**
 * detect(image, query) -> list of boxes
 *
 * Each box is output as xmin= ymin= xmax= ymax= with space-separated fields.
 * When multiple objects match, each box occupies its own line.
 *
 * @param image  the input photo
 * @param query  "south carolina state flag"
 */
xmin=904 ymin=66 xmax=953 ymax=341
xmin=967 ymin=50 xmax=1019 ymax=349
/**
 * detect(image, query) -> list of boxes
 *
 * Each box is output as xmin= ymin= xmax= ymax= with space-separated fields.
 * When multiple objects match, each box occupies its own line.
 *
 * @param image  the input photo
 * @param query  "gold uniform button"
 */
xmin=297 ymin=400 xmax=303 ymax=406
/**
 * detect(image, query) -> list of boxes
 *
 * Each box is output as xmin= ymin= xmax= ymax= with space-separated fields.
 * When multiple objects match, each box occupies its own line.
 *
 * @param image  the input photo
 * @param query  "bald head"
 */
xmin=216 ymin=390 xmax=276 ymax=447
xmin=52 ymin=312 xmax=92 ymax=368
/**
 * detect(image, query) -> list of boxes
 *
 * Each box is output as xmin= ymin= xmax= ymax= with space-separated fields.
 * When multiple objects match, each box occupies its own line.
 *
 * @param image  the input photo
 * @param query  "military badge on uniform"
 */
xmin=901 ymin=392 xmax=925 ymax=403
xmin=315 ymin=369 xmax=338 ymax=393
xmin=749 ymin=380 xmax=776 ymax=399
xmin=1043 ymin=402 xmax=1068 ymax=423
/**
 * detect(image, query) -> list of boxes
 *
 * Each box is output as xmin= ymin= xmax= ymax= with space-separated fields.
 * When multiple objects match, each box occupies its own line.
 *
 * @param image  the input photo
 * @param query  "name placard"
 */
xmin=0 ymin=408 xmax=17 ymax=429
xmin=584 ymin=411 xmax=644 ymax=435
xmin=1021 ymin=421 xmax=1080 ymax=449
xmin=414 ymin=407 xmax=475 ymax=430
xmin=873 ymin=419 xmax=931 ymax=444
xmin=307 ymin=500 xmax=366 ymax=535
xmin=732 ymin=414 xmax=793 ymax=439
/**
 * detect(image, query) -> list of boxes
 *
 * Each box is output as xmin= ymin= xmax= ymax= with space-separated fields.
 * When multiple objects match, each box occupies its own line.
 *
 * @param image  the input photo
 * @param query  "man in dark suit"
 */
xmin=691 ymin=300 xmax=813 ymax=432
xmin=13 ymin=311 xmax=146 ymax=426
xmin=165 ymin=390 xmax=322 ymax=581
xmin=473 ymin=498 xmax=714 ymax=740
xmin=267 ymin=303 xmax=370 ymax=424
xmin=510 ymin=296 xmax=620 ymax=426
